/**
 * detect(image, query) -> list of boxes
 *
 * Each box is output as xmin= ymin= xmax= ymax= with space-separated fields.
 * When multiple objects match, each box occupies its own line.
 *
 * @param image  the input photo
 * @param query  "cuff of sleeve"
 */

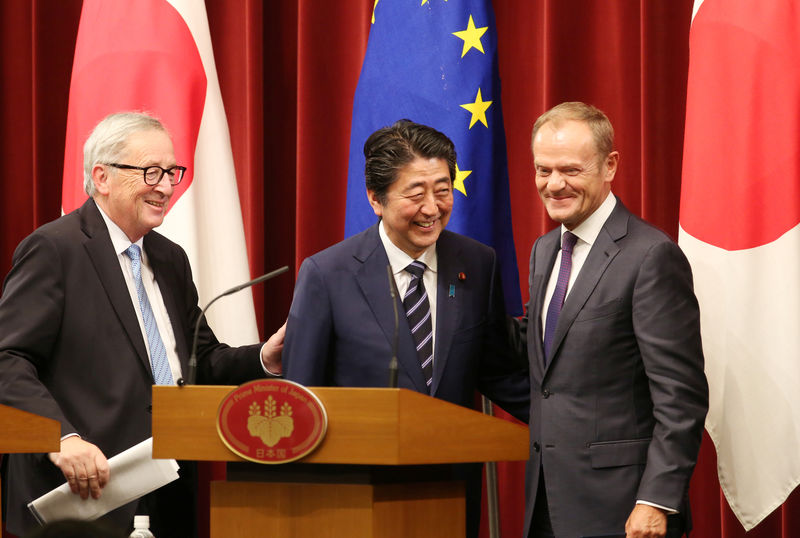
xmin=636 ymin=500 xmax=678 ymax=514
xmin=260 ymin=343 xmax=283 ymax=377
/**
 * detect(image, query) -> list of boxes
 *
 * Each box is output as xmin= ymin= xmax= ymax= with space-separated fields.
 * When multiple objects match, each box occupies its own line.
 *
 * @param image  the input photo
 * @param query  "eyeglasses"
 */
xmin=105 ymin=163 xmax=187 ymax=186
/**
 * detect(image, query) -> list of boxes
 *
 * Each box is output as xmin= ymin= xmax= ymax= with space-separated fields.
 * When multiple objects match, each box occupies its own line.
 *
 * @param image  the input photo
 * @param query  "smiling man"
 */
xmin=514 ymin=102 xmax=708 ymax=538
xmin=283 ymin=120 xmax=529 ymax=538
xmin=0 ymin=112 xmax=282 ymax=537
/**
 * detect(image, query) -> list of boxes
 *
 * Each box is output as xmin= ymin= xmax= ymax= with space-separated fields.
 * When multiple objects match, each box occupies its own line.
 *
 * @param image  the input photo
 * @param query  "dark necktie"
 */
xmin=403 ymin=261 xmax=433 ymax=391
xmin=125 ymin=245 xmax=173 ymax=385
xmin=542 ymin=231 xmax=578 ymax=364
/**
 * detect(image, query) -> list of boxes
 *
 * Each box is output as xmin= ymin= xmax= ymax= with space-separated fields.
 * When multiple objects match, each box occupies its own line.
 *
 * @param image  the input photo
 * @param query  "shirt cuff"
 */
xmin=636 ymin=500 xmax=678 ymax=514
xmin=259 ymin=343 xmax=282 ymax=377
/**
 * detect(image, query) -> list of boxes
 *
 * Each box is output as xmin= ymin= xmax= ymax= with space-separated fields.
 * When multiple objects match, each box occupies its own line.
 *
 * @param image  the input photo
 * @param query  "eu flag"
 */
xmin=345 ymin=0 xmax=521 ymax=314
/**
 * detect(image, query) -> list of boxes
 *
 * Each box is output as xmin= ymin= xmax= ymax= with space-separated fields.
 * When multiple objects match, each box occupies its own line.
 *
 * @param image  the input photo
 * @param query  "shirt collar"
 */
xmin=562 ymin=192 xmax=616 ymax=246
xmin=378 ymin=220 xmax=438 ymax=275
xmin=95 ymin=201 xmax=144 ymax=255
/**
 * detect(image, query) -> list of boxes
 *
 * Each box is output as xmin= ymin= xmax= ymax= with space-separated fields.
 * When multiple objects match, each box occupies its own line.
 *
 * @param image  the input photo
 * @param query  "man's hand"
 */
xmin=261 ymin=321 xmax=286 ymax=375
xmin=625 ymin=504 xmax=667 ymax=538
xmin=48 ymin=436 xmax=109 ymax=500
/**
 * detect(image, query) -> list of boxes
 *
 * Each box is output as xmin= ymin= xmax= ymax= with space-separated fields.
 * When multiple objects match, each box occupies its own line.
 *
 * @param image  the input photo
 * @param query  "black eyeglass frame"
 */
xmin=105 ymin=163 xmax=187 ymax=186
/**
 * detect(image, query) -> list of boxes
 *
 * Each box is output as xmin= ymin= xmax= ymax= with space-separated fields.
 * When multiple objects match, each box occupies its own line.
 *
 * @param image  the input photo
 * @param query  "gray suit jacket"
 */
xmin=518 ymin=200 xmax=708 ymax=538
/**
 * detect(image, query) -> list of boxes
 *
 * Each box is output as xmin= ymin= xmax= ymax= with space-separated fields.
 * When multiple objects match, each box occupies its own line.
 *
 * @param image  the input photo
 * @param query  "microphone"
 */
xmin=386 ymin=264 xmax=399 ymax=388
xmin=180 ymin=265 xmax=290 ymax=386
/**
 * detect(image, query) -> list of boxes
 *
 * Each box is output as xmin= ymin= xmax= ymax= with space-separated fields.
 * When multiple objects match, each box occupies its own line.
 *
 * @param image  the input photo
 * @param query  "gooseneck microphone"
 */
xmin=180 ymin=265 xmax=289 ymax=386
xmin=387 ymin=264 xmax=400 ymax=388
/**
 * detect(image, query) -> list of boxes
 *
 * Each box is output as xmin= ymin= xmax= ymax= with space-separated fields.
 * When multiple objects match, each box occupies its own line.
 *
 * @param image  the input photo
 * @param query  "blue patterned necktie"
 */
xmin=543 ymin=231 xmax=578 ymax=364
xmin=125 ymin=245 xmax=173 ymax=385
xmin=403 ymin=261 xmax=433 ymax=392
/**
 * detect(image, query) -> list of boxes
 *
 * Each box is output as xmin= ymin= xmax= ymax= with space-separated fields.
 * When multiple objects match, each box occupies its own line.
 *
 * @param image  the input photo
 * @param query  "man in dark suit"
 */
xmin=0 ymin=112 xmax=283 ymax=537
xmin=517 ymin=102 xmax=708 ymax=538
xmin=283 ymin=120 xmax=529 ymax=537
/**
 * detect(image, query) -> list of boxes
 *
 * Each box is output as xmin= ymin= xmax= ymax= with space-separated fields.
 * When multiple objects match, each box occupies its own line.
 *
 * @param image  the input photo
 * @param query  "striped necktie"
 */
xmin=403 ymin=261 xmax=433 ymax=391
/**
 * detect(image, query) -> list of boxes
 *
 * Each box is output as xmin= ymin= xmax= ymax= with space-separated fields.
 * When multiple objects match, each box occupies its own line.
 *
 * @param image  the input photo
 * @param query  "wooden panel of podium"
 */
xmin=152 ymin=386 xmax=528 ymax=537
xmin=0 ymin=405 xmax=60 ymax=527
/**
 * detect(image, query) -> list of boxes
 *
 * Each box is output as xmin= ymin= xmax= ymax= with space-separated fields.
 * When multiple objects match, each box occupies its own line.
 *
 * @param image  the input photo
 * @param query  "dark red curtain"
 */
xmin=2 ymin=1 xmax=799 ymax=537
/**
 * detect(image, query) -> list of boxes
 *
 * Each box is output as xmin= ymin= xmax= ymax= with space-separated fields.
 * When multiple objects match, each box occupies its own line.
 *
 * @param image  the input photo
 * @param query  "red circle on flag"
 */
xmin=680 ymin=3 xmax=800 ymax=250
xmin=216 ymin=379 xmax=327 ymax=464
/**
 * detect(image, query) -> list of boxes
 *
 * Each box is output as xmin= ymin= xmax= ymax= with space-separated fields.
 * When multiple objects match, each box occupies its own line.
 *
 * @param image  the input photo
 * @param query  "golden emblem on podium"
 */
xmin=247 ymin=396 xmax=294 ymax=447
xmin=216 ymin=379 xmax=327 ymax=464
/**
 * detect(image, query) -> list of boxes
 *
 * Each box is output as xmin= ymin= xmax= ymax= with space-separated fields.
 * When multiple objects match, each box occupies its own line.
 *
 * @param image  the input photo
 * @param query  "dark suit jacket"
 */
xmin=518 ymin=200 xmax=708 ymax=538
xmin=283 ymin=223 xmax=529 ymax=419
xmin=0 ymin=199 xmax=264 ymax=536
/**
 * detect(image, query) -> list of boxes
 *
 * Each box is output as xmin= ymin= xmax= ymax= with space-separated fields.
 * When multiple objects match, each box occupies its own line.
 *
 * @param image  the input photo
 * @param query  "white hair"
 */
xmin=82 ymin=112 xmax=168 ymax=196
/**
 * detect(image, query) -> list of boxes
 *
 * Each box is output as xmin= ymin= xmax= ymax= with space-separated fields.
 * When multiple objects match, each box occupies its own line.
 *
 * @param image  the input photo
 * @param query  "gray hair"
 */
xmin=83 ymin=112 xmax=168 ymax=196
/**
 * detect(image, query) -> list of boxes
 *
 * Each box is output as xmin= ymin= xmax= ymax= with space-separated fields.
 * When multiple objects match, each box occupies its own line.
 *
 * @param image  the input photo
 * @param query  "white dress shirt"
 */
xmin=540 ymin=192 xmax=616 ymax=327
xmin=96 ymin=205 xmax=182 ymax=384
xmin=379 ymin=221 xmax=438 ymax=361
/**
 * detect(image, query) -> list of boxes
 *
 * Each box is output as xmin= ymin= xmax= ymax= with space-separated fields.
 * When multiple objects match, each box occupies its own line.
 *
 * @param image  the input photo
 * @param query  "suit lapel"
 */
xmin=145 ymin=235 xmax=189 ymax=376
xmin=544 ymin=204 xmax=628 ymax=375
xmin=355 ymin=225 xmax=428 ymax=393
xmin=431 ymin=233 xmax=462 ymax=396
xmin=80 ymin=200 xmax=152 ymax=379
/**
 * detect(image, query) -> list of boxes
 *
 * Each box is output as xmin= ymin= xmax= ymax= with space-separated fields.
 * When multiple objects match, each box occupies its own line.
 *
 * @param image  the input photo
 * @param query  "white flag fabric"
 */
xmin=679 ymin=0 xmax=800 ymax=529
xmin=63 ymin=0 xmax=258 ymax=346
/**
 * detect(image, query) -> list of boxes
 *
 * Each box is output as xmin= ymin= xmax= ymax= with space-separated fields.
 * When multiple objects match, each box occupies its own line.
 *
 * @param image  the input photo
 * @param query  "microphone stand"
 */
xmin=181 ymin=265 xmax=289 ymax=386
xmin=387 ymin=264 xmax=399 ymax=388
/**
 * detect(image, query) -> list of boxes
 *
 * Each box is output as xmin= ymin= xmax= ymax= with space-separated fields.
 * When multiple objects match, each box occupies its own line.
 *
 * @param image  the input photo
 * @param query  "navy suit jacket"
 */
xmin=0 ymin=199 xmax=264 ymax=535
xmin=284 ymin=222 xmax=528 ymax=420
xmin=518 ymin=200 xmax=708 ymax=538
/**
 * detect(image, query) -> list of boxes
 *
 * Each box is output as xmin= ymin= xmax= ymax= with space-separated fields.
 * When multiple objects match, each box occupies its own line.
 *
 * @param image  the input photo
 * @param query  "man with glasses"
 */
xmin=0 ymin=112 xmax=282 ymax=537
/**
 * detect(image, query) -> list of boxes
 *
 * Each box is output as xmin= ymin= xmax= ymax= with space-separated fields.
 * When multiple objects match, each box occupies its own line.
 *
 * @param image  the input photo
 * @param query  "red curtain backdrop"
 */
xmin=2 ymin=1 xmax=799 ymax=537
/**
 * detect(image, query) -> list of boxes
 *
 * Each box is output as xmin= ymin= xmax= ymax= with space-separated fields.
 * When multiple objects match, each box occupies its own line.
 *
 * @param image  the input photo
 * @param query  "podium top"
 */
xmin=0 ymin=404 xmax=60 ymax=453
xmin=152 ymin=385 xmax=529 ymax=465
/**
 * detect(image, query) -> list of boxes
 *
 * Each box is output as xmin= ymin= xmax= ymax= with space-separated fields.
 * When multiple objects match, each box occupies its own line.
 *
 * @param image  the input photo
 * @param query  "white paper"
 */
xmin=28 ymin=437 xmax=179 ymax=524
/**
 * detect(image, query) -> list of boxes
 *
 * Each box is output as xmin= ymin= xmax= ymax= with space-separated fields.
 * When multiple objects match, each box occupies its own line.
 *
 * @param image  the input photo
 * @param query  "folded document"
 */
xmin=28 ymin=437 xmax=179 ymax=524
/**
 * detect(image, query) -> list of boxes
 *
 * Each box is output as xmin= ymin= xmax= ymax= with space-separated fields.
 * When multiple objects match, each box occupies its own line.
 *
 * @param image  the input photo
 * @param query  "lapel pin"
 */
xmin=458 ymin=272 xmax=466 ymax=281
xmin=448 ymin=284 xmax=456 ymax=298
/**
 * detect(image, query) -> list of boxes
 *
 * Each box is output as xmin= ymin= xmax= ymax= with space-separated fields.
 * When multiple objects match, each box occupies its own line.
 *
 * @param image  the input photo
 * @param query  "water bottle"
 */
xmin=128 ymin=515 xmax=155 ymax=538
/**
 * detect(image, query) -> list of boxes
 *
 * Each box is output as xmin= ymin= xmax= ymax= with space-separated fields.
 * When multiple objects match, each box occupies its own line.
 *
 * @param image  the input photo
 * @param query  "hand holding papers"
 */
xmin=28 ymin=437 xmax=179 ymax=525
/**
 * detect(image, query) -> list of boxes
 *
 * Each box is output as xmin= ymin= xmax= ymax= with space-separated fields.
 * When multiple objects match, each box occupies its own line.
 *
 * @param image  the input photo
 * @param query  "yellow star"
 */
xmin=372 ymin=0 xmax=379 ymax=24
xmin=453 ymin=164 xmax=472 ymax=196
xmin=460 ymin=88 xmax=492 ymax=129
xmin=452 ymin=15 xmax=488 ymax=58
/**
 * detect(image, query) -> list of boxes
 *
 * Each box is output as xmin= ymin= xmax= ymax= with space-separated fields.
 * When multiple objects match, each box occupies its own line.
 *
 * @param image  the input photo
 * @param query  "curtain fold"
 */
xmin=294 ymin=0 xmax=371 ymax=267
xmin=1 ymin=1 xmax=798 ymax=537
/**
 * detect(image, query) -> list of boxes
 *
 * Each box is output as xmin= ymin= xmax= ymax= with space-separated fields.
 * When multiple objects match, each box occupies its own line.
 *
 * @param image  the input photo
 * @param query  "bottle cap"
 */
xmin=133 ymin=515 xmax=150 ymax=529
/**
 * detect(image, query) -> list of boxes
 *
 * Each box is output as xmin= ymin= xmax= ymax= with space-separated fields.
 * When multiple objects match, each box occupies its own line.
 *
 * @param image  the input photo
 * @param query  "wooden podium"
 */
xmin=0 ymin=405 xmax=60 ymax=526
xmin=152 ymin=386 xmax=528 ymax=537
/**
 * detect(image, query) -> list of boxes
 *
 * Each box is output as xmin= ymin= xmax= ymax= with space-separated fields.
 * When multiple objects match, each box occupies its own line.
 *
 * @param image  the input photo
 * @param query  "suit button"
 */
xmin=533 ymin=442 xmax=541 ymax=452
xmin=542 ymin=389 xmax=550 ymax=398
xmin=146 ymin=405 xmax=152 ymax=413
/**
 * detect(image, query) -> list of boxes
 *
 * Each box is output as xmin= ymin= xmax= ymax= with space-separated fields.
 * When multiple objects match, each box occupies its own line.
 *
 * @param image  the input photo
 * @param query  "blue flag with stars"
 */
xmin=345 ymin=0 xmax=521 ymax=314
